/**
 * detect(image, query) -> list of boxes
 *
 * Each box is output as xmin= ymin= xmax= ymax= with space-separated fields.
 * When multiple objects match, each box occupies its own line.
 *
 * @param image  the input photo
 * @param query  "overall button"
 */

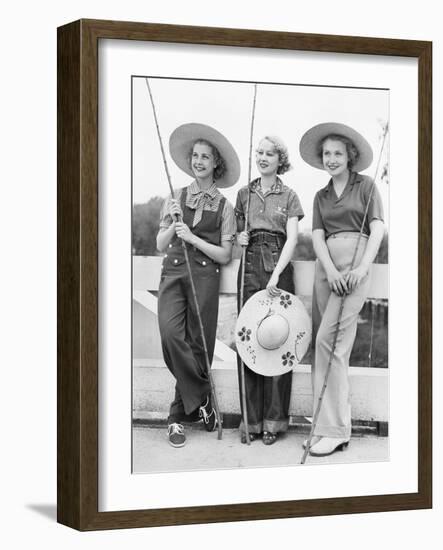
xmin=202 ymin=261 xmax=207 ymax=266
xmin=174 ymin=259 xmax=178 ymax=264
xmin=168 ymin=244 xmax=172 ymax=248
xmin=216 ymin=268 xmax=219 ymax=273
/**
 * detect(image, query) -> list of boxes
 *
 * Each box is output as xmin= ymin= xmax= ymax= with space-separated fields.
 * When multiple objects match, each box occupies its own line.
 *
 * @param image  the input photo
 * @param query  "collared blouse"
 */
xmin=235 ymin=177 xmax=304 ymax=235
xmin=159 ymin=180 xmax=236 ymax=242
xmin=312 ymin=172 xmax=384 ymax=238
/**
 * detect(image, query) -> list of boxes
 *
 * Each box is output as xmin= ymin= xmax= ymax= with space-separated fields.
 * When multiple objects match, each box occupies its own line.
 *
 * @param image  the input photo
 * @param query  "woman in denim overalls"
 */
xmin=157 ymin=124 xmax=239 ymax=448
xmin=235 ymin=136 xmax=304 ymax=445
xmin=299 ymin=123 xmax=385 ymax=457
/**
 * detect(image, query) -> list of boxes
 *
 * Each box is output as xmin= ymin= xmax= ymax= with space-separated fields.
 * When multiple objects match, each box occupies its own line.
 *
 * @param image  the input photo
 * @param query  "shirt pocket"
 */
xmin=274 ymin=205 xmax=288 ymax=221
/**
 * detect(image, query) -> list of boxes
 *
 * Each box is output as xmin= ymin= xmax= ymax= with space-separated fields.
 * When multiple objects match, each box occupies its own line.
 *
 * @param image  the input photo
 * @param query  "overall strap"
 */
xmin=179 ymin=186 xmax=187 ymax=211
xmin=215 ymin=196 xmax=226 ymax=227
xmin=179 ymin=187 xmax=193 ymax=226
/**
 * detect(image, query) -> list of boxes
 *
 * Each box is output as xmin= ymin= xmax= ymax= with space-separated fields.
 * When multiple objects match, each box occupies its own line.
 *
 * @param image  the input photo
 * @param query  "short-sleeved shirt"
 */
xmin=235 ymin=177 xmax=304 ymax=235
xmin=312 ymin=172 xmax=384 ymax=238
xmin=159 ymin=180 xmax=236 ymax=242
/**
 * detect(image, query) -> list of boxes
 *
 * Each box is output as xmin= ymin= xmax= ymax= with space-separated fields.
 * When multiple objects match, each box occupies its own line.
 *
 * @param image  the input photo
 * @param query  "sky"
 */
xmin=132 ymin=76 xmax=389 ymax=230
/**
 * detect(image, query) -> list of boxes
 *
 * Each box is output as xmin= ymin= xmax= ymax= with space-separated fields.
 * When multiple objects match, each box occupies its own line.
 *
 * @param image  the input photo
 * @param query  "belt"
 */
xmin=327 ymin=231 xmax=369 ymax=241
xmin=249 ymin=230 xmax=286 ymax=247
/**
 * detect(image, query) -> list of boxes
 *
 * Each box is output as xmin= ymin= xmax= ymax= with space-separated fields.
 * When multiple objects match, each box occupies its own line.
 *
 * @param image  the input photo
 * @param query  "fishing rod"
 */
xmin=145 ymin=78 xmax=223 ymax=440
xmin=238 ymin=83 xmax=258 ymax=445
xmin=301 ymin=123 xmax=389 ymax=464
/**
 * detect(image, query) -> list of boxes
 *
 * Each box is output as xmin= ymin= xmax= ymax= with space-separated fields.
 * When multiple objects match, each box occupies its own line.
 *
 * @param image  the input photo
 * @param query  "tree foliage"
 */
xmin=132 ymin=197 xmax=388 ymax=264
xmin=132 ymin=197 xmax=164 ymax=256
xmin=295 ymin=232 xmax=316 ymax=261
xmin=375 ymin=231 xmax=388 ymax=264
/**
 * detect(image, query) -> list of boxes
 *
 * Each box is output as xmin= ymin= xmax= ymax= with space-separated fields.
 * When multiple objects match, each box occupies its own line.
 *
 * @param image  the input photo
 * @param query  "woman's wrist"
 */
xmin=325 ymin=263 xmax=338 ymax=276
xmin=357 ymin=260 xmax=370 ymax=272
xmin=188 ymin=233 xmax=197 ymax=247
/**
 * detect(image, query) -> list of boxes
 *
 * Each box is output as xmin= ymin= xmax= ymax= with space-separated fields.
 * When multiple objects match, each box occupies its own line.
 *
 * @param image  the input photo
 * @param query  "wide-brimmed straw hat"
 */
xmin=299 ymin=122 xmax=373 ymax=172
xmin=169 ymin=123 xmax=241 ymax=188
xmin=235 ymin=290 xmax=311 ymax=377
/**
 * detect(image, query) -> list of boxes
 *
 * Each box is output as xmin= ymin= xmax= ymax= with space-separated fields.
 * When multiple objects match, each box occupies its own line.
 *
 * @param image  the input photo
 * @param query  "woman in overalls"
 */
xmin=235 ymin=136 xmax=304 ymax=445
xmin=299 ymin=122 xmax=385 ymax=457
xmin=157 ymin=123 xmax=239 ymax=448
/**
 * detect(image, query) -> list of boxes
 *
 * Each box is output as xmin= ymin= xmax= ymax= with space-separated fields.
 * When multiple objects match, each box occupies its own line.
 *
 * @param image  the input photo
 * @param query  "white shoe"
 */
xmin=302 ymin=436 xmax=322 ymax=450
xmin=309 ymin=437 xmax=349 ymax=457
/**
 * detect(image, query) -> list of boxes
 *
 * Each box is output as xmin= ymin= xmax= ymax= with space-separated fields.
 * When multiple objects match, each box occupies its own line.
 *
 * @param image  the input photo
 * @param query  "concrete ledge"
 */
xmin=133 ymin=411 xmax=388 ymax=437
xmin=133 ymin=359 xmax=388 ymax=422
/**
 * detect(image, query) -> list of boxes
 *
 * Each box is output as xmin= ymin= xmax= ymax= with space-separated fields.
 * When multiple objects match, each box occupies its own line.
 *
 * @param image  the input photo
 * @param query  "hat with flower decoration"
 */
xmin=235 ymin=289 xmax=311 ymax=376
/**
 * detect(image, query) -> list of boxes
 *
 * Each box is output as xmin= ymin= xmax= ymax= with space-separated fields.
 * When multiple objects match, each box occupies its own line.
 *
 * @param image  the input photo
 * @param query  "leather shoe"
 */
xmin=240 ymin=432 xmax=260 ymax=444
xmin=309 ymin=437 xmax=349 ymax=457
xmin=262 ymin=431 xmax=278 ymax=445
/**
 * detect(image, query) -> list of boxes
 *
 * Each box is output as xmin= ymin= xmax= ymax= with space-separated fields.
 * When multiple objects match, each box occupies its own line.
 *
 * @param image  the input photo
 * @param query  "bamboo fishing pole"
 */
xmin=301 ymin=123 xmax=389 ymax=464
xmin=238 ymin=83 xmax=258 ymax=445
xmin=145 ymin=78 xmax=223 ymax=439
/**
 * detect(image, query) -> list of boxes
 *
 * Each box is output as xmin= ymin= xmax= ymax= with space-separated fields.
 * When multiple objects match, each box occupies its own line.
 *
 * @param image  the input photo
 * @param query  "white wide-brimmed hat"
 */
xmin=169 ymin=123 xmax=241 ymax=188
xmin=299 ymin=122 xmax=373 ymax=172
xmin=236 ymin=290 xmax=311 ymax=377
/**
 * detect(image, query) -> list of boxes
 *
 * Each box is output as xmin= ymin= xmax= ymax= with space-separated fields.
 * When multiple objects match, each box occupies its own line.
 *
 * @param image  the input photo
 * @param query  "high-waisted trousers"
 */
xmin=311 ymin=232 xmax=371 ymax=439
xmin=237 ymin=232 xmax=294 ymax=435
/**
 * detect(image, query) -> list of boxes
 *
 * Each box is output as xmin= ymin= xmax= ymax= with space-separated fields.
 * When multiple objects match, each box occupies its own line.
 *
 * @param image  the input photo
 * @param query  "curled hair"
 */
xmin=260 ymin=135 xmax=292 ymax=175
xmin=317 ymin=134 xmax=360 ymax=169
xmin=187 ymin=139 xmax=227 ymax=181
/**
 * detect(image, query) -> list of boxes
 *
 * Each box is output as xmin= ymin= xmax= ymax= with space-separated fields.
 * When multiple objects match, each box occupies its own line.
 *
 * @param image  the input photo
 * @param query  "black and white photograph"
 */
xmin=3 ymin=0 xmax=439 ymax=542
xmin=131 ymin=76 xmax=389 ymax=473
